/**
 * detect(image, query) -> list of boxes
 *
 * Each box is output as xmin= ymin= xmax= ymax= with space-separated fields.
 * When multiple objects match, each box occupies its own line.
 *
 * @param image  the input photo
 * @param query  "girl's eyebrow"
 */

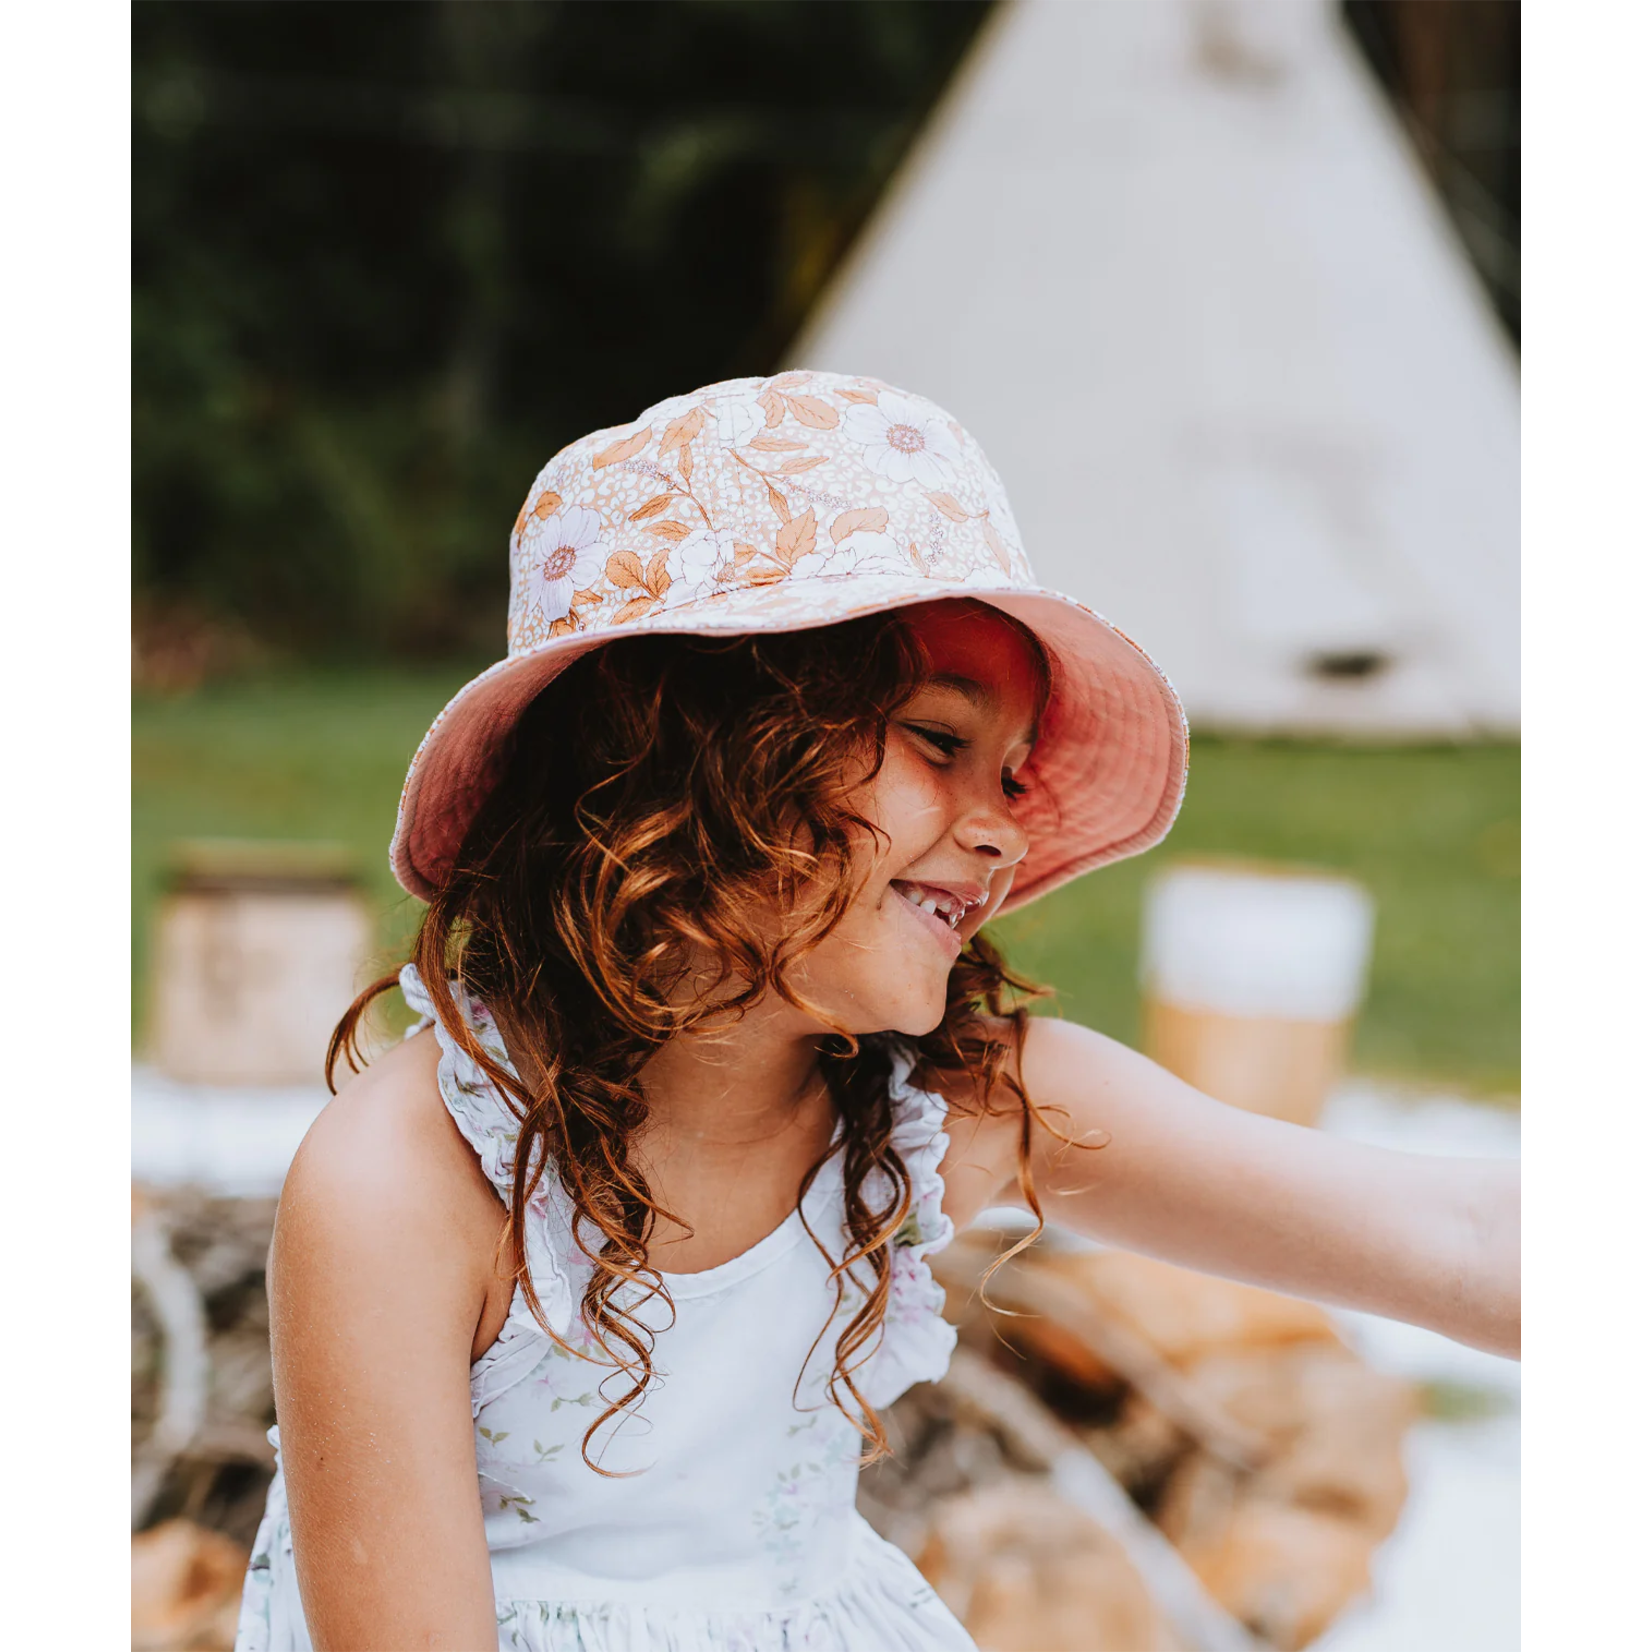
xmin=922 ymin=672 xmax=1036 ymax=750
xmin=928 ymin=671 xmax=991 ymax=707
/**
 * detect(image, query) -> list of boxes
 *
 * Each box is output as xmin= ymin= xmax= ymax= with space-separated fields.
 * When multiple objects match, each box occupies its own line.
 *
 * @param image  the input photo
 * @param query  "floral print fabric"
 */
xmin=500 ymin=370 xmax=1035 ymax=653
xmin=235 ymin=972 xmax=973 ymax=1652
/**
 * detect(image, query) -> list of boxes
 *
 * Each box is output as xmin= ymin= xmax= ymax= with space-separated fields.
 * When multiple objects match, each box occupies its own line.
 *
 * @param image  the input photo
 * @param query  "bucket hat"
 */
xmin=391 ymin=370 xmax=1187 ymax=913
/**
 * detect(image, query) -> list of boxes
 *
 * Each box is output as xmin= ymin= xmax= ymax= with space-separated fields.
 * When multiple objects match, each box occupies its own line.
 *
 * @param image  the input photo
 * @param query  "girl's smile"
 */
xmin=887 ymin=879 xmax=973 ymax=960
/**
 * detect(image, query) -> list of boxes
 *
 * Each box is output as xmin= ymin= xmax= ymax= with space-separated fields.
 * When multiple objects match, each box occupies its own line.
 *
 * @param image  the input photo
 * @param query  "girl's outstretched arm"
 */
xmin=269 ymin=1032 xmax=508 ymax=1651
xmin=998 ymin=1016 xmax=1519 ymax=1357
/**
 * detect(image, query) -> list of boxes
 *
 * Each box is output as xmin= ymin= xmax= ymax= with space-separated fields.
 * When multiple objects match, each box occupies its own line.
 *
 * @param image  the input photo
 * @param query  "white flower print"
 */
xmin=520 ymin=506 xmax=607 ymax=622
xmin=663 ymin=526 xmax=733 ymax=606
xmin=790 ymin=530 xmax=914 ymax=583
xmin=711 ymin=394 xmax=766 ymax=448
xmin=843 ymin=391 xmax=964 ymax=490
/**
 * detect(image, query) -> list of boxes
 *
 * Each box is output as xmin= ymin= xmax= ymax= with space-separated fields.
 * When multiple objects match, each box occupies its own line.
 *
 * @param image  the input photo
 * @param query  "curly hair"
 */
xmin=329 ymin=604 xmax=1062 ymax=1467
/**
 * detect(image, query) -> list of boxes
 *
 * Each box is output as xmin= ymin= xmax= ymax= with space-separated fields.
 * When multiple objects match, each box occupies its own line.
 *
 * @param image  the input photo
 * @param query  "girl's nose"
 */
xmin=958 ymin=795 xmax=1030 ymax=866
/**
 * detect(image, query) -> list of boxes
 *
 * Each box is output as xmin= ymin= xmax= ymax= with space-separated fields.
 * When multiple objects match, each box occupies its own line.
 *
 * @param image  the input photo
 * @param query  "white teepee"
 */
xmin=790 ymin=0 xmax=1518 ymax=736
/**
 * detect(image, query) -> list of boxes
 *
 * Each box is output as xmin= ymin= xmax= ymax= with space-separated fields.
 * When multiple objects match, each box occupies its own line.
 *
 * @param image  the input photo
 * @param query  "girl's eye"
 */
xmin=908 ymin=724 xmax=1029 ymax=800
xmin=907 ymin=724 xmax=964 ymax=758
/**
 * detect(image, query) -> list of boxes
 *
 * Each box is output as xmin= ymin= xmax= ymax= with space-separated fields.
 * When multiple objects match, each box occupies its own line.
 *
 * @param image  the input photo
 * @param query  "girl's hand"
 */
xmin=956 ymin=1017 xmax=1520 ymax=1358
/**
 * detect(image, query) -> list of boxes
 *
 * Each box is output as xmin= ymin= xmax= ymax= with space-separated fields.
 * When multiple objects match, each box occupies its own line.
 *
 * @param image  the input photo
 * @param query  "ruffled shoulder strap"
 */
xmin=854 ymin=1043 xmax=959 ymax=1409
xmin=399 ymin=964 xmax=579 ymax=1410
xmin=398 ymin=964 xmax=524 ymax=1194
xmin=884 ymin=1044 xmax=957 ymax=1261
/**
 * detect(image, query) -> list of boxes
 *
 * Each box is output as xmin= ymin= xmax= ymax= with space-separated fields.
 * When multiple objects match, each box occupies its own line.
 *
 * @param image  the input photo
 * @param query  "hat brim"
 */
xmin=389 ymin=575 xmax=1187 ymax=914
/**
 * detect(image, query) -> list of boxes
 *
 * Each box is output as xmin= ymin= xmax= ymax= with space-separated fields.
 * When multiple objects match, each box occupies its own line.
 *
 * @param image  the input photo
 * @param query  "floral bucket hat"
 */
xmin=391 ymin=370 xmax=1188 ymax=913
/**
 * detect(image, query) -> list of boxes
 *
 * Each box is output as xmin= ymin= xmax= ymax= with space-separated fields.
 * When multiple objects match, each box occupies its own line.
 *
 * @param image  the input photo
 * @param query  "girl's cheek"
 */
xmin=864 ymin=746 xmax=950 ymax=869
xmin=890 ymin=761 xmax=949 ymax=826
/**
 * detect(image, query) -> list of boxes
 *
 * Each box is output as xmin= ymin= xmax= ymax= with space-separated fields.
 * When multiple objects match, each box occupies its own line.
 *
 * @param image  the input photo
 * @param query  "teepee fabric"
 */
xmin=791 ymin=0 xmax=1518 ymax=737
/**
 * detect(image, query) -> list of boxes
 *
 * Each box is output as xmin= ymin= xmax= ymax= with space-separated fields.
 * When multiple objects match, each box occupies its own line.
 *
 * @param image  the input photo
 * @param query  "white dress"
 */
xmin=236 ymin=966 xmax=977 ymax=1651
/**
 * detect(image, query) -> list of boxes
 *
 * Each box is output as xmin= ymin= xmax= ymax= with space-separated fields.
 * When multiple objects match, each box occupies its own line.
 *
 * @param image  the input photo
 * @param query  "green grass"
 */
xmin=133 ymin=671 xmax=1518 ymax=1095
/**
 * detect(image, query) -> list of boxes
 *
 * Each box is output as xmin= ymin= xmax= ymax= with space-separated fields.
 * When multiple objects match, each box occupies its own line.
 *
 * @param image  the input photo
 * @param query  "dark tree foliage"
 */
xmin=134 ymin=0 xmax=993 ymax=660
xmin=135 ymin=2 xmax=1515 ymax=666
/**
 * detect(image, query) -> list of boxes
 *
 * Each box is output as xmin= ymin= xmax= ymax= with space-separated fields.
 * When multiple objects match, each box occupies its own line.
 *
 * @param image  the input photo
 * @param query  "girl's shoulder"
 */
xmin=915 ymin=1010 xmax=1033 ymax=1118
xmin=921 ymin=1013 xmax=1131 ymax=1228
xmin=918 ymin=1013 xmax=1040 ymax=1229
xmin=297 ymin=1026 xmax=476 ymax=1181
xmin=275 ymin=1030 xmax=508 ymax=1309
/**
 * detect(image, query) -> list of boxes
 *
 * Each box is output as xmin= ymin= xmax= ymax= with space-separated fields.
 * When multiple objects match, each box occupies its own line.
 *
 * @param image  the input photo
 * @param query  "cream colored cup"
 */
xmin=1140 ymin=859 xmax=1375 ymax=1127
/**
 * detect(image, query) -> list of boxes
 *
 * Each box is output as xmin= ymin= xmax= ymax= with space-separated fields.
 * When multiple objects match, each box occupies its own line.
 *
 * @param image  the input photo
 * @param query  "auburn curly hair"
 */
xmin=329 ymin=603 xmax=1064 ymax=1467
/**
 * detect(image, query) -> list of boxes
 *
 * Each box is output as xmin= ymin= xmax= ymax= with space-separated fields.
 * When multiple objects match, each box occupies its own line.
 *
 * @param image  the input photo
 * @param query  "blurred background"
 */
xmin=131 ymin=4 xmax=1518 ymax=1650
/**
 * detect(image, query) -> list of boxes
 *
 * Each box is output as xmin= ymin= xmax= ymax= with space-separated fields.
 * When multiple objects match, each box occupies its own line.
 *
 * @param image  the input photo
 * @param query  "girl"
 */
xmin=237 ymin=372 xmax=1519 ymax=1652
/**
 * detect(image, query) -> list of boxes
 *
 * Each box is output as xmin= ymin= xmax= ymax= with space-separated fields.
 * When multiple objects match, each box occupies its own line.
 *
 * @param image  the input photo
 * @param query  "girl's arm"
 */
xmin=269 ymin=1035 xmax=507 ymax=1651
xmin=994 ymin=1016 xmax=1519 ymax=1357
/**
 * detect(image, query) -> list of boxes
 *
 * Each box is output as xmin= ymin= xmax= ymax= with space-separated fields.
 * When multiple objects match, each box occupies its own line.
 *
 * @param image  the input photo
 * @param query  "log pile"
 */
xmin=132 ymin=1187 xmax=279 ymax=1652
xmin=132 ymin=1192 xmax=1416 ymax=1652
xmin=857 ymin=1227 xmax=1419 ymax=1651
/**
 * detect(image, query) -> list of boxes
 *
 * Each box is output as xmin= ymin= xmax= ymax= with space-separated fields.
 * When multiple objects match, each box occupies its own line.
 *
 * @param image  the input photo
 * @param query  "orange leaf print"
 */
xmin=677 ymin=443 xmax=693 ymax=483
xmin=606 ymin=551 xmax=647 ymax=590
xmin=830 ymin=507 xmax=889 ymax=544
xmin=614 ymin=595 xmax=662 ymax=623
xmin=593 ymin=429 xmax=651 ymax=468
xmin=758 ymin=390 xmax=786 ymax=430
xmin=550 ymin=617 xmax=579 ymax=638
xmin=834 ymin=386 xmax=880 ymax=405
xmin=629 ymin=495 xmax=675 ymax=522
xmin=644 ymin=548 xmax=672 ymax=596
xmin=777 ymin=455 xmax=827 ymax=474
xmin=570 ymin=587 xmax=603 ymax=609
xmin=740 ymin=563 xmax=788 ymax=587
xmin=748 ymin=435 xmax=807 ymax=452
xmin=909 ymin=542 xmax=927 ymax=572
xmin=765 ymin=483 xmax=792 ymax=525
xmin=531 ymin=489 xmax=564 ymax=521
xmin=659 ymin=407 xmax=706 ymax=454
xmin=734 ymin=541 xmax=759 ymax=563
xmin=770 ymin=370 xmax=811 ymax=390
xmin=647 ymin=520 xmax=691 ymax=542
xmin=775 ymin=507 xmax=817 ymax=568
xmin=783 ymin=394 xmax=840 ymax=430
xmin=927 ymin=492 xmax=972 ymax=524
xmin=983 ymin=519 xmax=1013 ymax=575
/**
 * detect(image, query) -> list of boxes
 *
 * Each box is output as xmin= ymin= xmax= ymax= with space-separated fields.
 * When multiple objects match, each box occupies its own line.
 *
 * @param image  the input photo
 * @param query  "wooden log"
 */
xmin=917 ymin=1478 xmax=1179 ymax=1652
xmin=131 ymin=1518 xmax=249 ymax=1652
xmin=939 ymin=1346 xmax=1269 ymax=1652
xmin=933 ymin=1237 xmax=1273 ymax=1472
xmin=132 ymin=1206 xmax=211 ymax=1530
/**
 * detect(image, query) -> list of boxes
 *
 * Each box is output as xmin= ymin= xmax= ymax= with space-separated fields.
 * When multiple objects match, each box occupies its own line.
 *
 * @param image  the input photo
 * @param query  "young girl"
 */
xmin=236 ymin=372 xmax=1519 ymax=1652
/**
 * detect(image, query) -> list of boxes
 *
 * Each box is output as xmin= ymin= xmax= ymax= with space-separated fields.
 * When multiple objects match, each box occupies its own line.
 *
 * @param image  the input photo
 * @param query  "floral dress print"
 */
xmin=235 ymin=967 xmax=976 ymax=1652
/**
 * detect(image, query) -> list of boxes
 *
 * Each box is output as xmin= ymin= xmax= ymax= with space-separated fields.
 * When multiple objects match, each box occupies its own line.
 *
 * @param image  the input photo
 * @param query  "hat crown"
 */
xmin=505 ymin=371 xmax=1036 ymax=656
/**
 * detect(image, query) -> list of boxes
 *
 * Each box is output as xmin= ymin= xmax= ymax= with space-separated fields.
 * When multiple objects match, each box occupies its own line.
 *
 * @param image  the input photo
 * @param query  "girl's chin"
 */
xmin=866 ymin=981 xmax=953 ymax=1039
xmin=818 ymin=982 xmax=948 ymax=1041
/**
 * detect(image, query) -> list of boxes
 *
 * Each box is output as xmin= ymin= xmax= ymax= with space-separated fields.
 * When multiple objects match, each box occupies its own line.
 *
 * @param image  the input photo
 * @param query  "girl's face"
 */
xmin=792 ymin=601 xmax=1042 ymax=1038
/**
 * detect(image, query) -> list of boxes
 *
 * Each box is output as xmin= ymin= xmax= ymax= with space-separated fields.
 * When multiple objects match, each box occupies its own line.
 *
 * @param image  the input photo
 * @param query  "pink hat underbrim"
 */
xmin=389 ymin=575 xmax=1188 ymax=914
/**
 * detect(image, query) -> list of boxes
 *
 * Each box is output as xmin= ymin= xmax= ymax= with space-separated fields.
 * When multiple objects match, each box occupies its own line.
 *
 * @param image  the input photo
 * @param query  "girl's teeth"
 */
xmin=896 ymin=882 xmax=969 ymax=932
